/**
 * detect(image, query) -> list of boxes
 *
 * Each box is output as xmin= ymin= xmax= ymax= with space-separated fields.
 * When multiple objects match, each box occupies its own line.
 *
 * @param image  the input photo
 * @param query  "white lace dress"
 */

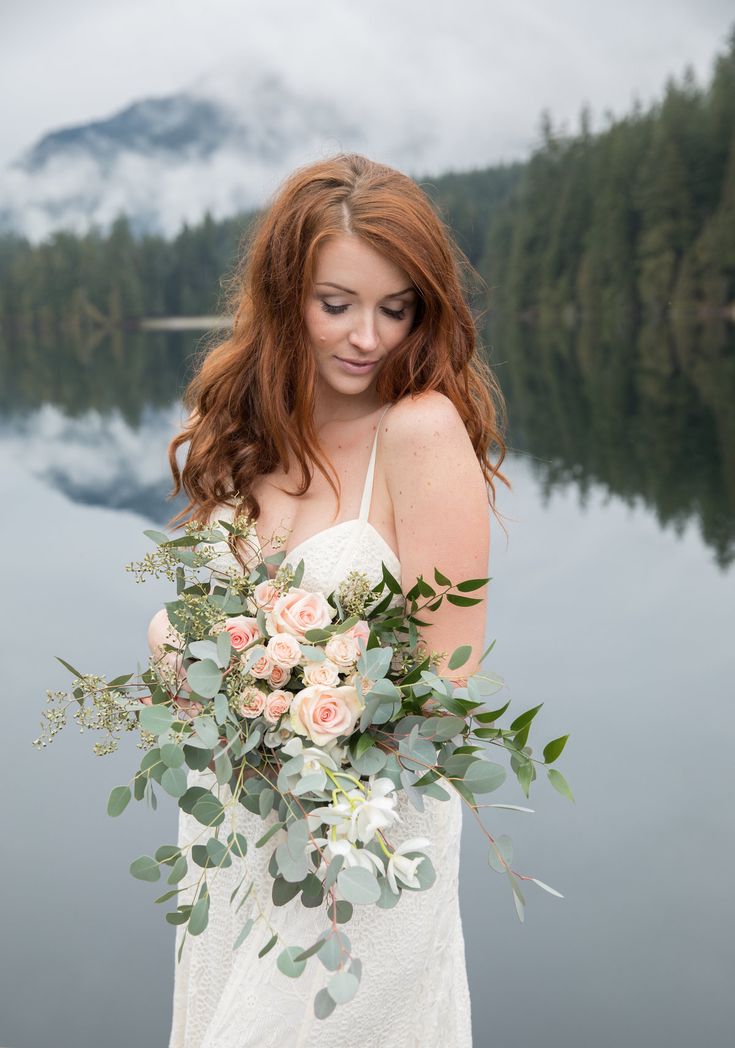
xmin=168 ymin=407 xmax=473 ymax=1047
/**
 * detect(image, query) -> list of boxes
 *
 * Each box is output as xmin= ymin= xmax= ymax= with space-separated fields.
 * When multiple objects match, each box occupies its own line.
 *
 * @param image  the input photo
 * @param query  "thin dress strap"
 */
xmin=358 ymin=402 xmax=393 ymax=522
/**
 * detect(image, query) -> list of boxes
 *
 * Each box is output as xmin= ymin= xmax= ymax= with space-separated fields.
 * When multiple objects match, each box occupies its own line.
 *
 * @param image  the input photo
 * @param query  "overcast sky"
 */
xmin=2 ymin=0 xmax=733 ymax=173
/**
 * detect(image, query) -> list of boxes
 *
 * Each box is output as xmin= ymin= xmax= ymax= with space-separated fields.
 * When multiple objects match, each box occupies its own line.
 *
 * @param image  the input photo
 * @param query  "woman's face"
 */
xmin=304 ymin=233 xmax=418 ymax=400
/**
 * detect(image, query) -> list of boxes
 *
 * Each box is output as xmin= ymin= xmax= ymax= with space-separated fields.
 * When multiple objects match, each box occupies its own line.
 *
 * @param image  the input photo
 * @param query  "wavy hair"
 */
xmin=167 ymin=152 xmax=510 ymax=533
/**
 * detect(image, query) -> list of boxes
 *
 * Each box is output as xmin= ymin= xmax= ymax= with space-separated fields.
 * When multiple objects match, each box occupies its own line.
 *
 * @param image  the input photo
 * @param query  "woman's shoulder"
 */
xmin=384 ymin=390 xmax=466 ymax=441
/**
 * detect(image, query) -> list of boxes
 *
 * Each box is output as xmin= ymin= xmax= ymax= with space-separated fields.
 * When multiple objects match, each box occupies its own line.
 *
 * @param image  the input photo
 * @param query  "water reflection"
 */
xmin=487 ymin=316 xmax=735 ymax=568
xmin=2 ymin=319 xmax=733 ymax=566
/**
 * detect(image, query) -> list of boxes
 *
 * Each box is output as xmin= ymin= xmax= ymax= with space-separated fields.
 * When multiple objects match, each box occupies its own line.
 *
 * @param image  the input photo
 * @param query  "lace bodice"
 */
xmin=168 ymin=402 xmax=472 ymax=1047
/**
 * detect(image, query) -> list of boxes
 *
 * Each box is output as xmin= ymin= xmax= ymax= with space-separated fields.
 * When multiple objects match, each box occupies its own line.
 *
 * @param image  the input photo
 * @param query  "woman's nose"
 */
xmin=348 ymin=312 xmax=380 ymax=351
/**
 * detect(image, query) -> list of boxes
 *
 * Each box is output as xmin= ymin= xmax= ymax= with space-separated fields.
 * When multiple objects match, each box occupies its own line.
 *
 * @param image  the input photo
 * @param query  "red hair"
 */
xmin=167 ymin=152 xmax=509 ymax=529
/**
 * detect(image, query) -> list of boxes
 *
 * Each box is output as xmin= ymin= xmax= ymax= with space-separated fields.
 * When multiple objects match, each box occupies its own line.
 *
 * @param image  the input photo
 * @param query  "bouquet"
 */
xmin=35 ymin=510 xmax=573 ymax=1019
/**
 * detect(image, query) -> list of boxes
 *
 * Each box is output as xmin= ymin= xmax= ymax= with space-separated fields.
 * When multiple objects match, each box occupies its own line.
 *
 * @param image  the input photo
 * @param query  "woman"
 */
xmin=165 ymin=153 xmax=509 ymax=1047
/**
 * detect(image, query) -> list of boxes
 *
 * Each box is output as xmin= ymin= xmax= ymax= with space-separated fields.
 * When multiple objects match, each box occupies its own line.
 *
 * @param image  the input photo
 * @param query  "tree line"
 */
xmin=0 ymin=28 xmax=733 ymax=346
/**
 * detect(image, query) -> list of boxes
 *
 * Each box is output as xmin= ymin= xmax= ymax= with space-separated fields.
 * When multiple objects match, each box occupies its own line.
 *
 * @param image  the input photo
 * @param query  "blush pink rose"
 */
xmin=289 ymin=684 xmax=363 ymax=746
xmin=223 ymin=615 xmax=260 ymax=651
xmin=252 ymin=580 xmax=280 ymax=612
xmin=266 ymin=587 xmax=334 ymax=641
xmin=268 ymin=663 xmax=292 ymax=688
xmin=302 ymin=659 xmax=341 ymax=686
xmin=249 ymin=651 xmax=274 ymax=679
xmin=325 ymin=633 xmax=360 ymax=669
xmin=237 ymin=685 xmax=266 ymax=719
xmin=264 ymin=689 xmax=292 ymax=725
xmin=266 ymin=633 xmax=303 ymax=669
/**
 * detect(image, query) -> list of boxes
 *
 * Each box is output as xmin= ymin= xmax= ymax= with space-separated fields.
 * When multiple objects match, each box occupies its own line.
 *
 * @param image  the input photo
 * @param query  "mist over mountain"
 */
xmin=0 ymin=64 xmax=434 ymax=243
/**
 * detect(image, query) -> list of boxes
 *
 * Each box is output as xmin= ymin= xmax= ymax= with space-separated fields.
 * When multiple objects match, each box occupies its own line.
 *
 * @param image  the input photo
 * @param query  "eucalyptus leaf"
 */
xmin=161 ymin=766 xmax=188 ymax=798
xmin=233 ymin=917 xmax=255 ymax=950
xmin=327 ymin=971 xmax=360 ymax=1005
xmin=337 ymin=866 xmax=380 ymax=905
xmin=187 ymin=660 xmax=223 ymax=699
xmin=531 ymin=877 xmax=564 ymax=898
xmin=188 ymin=894 xmax=210 ymax=936
xmin=314 ymin=987 xmax=336 ymax=1020
xmin=547 ymin=767 xmax=575 ymax=802
xmin=191 ymin=794 xmax=226 ymax=828
xmin=463 ymin=760 xmax=506 ymax=795
xmin=107 ymin=785 xmax=131 ymax=817
xmin=277 ymin=946 xmax=307 ymax=978
xmin=139 ymin=705 xmax=174 ymax=736
xmin=129 ymin=855 xmax=160 ymax=882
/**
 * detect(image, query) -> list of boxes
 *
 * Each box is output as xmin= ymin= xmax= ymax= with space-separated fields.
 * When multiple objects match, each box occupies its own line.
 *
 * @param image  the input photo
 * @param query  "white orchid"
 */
xmin=280 ymin=735 xmax=341 ymax=772
xmin=308 ymin=775 xmax=400 ymax=845
xmin=312 ymin=836 xmax=385 ymax=877
xmin=386 ymin=837 xmax=432 ymax=895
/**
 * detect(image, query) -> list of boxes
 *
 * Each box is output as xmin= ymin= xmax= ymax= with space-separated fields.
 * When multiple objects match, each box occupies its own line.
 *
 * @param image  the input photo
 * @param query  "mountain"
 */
xmin=0 ymin=68 xmax=418 ymax=242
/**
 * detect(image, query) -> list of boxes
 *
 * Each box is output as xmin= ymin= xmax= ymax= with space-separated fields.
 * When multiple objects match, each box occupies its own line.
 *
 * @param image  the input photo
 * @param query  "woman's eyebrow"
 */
xmin=315 ymin=281 xmax=415 ymax=298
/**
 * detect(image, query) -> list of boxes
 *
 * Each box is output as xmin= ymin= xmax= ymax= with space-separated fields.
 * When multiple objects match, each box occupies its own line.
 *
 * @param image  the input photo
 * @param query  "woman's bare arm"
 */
xmin=383 ymin=390 xmax=491 ymax=687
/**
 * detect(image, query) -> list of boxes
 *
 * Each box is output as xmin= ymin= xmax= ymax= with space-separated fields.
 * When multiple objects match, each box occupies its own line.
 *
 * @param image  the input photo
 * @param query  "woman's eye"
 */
xmin=320 ymin=302 xmax=406 ymax=320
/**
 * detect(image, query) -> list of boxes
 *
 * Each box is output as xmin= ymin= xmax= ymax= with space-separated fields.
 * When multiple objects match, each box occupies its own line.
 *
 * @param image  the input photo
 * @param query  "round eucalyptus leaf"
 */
xmin=192 ymin=794 xmax=225 ymax=828
xmin=276 ymin=841 xmax=309 ymax=883
xmin=107 ymin=785 xmax=131 ymax=817
xmin=272 ymin=876 xmax=302 ymax=907
xmin=187 ymin=659 xmax=223 ymax=699
xmin=140 ymin=704 xmax=174 ymax=736
xmin=167 ymin=856 xmax=188 ymax=884
xmin=351 ymin=746 xmax=387 ymax=776
xmin=129 ymin=855 xmax=160 ymax=882
xmin=376 ymin=876 xmax=401 ymax=909
xmin=161 ymin=766 xmax=188 ymax=798
xmin=154 ymin=845 xmax=180 ymax=865
xmin=277 ymin=945 xmax=307 ymax=979
xmin=317 ymin=931 xmax=351 ymax=972
xmin=178 ymin=785 xmax=210 ymax=814
xmin=337 ymin=866 xmax=380 ymax=905
xmin=314 ymin=987 xmax=336 ymax=1020
xmin=333 ymin=899 xmax=353 ymax=924
xmin=327 ymin=971 xmax=360 ymax=1005
xmin=206 ymin=837 xmax=231 ymax=867
xmin=228 ymin=832 xmax=248 ymax=858
xmin=160 ymin=743 xmax=184 ymax=768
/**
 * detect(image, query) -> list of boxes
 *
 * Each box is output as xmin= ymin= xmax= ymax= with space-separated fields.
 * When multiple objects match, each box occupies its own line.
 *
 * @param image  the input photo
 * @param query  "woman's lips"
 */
xmin=335 ymin=357 xmax=377 ymax=373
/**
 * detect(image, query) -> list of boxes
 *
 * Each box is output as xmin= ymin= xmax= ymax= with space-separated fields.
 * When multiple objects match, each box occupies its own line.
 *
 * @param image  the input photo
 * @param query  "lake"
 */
xmin=0 ymin=322 xmax=733 ymax=1047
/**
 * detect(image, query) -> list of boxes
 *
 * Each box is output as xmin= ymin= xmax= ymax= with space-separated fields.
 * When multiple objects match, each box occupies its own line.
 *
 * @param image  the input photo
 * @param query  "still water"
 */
xmin=0 ymin=328 xmax=733 ymax=1048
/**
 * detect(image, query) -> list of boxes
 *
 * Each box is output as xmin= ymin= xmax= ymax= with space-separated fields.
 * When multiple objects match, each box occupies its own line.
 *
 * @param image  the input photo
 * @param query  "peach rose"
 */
xmin=252 ymin=580 xmax=280 ymax=613
xmin=266 ymin=633 xmax=303 ymax=669
xmin=264 ymin=689 xmax=292 ymax=725
xmin=266 ymin=587 xmax=334 ymax=641
xmin=237 ymin=685 xmax=266 ymax=719
xmin=325 ymin=633 xmax=360 ymax=669
xmin=345 ymin=619 xmax=370 ymax=651
xmin=289 ymin=684 xmax=363 ymax=746
xmin=302 ymin=659 xmax=341 ymax=687
xmin=249 ymin=651 xmax=275 ymax=679
xmin=268 ymin=663 xmax=292 ymax=689
xmin=223 ymin=615 xmax=260 ymax=651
